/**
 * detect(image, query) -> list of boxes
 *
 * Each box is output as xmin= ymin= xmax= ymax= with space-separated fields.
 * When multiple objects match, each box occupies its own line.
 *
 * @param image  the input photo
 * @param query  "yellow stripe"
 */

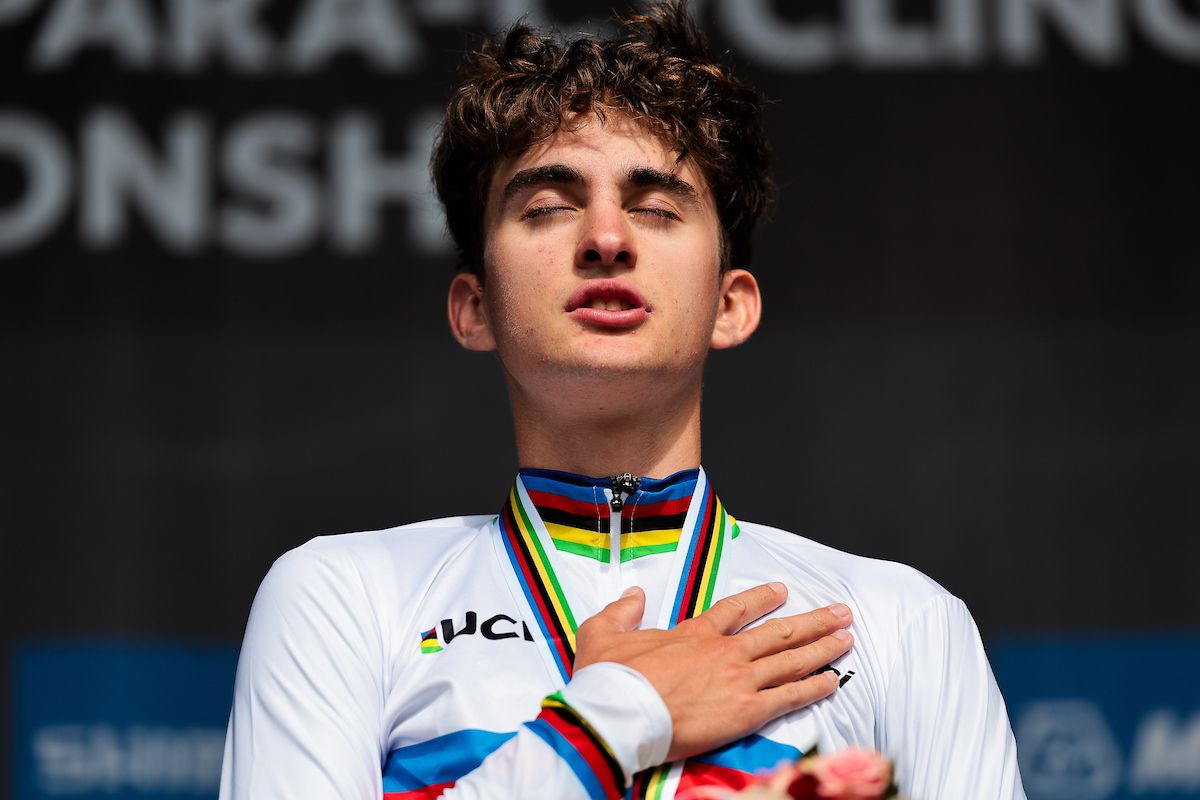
xmin=510 ymin=489 xmax=577 ymax=652
xmin=618 ymin=528 xmax=682 ymax=549
xmin=542 ymin=695 xmax=569 ymax=711
xmin=695 ymin=499 xmax=722 ymax=602
xmin=544 ymin=521 xmax=611 ymax=549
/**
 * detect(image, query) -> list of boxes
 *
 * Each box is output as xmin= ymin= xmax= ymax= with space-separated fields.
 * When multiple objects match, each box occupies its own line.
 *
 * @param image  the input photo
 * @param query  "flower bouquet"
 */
xmin=679 ymin=748 xmax=902 ymax=800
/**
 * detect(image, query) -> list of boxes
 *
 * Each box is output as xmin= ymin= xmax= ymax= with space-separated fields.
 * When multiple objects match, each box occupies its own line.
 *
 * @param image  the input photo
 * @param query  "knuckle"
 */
xmin=714 ymin=636 xmax=741 ymax=658
xmin=732 ymin=691 xmax=760 ymax=722
xmin=720 ymin=596 xmax=747 ymax=614
xmin=765 ymin=618 xmax=794 ymax=640
xmin=786 ymin=648 xmax=815 ymax=677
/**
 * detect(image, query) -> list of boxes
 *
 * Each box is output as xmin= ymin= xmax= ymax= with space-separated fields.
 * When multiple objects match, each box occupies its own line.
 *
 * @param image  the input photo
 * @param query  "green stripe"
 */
xmin=700 ymin=507 xmax=727 ymax=613
xmin=731 ymin=520 xmax=741 ymax=539
xmin=513 ymin=491 xmax=580 ymax=634
xmin=551 ymin=538 xmax=608 ymax=561
xmin=619 ymin=541 xmax=680 ymax=562
xmin=648 ymin=765 xmax=669 ymax=800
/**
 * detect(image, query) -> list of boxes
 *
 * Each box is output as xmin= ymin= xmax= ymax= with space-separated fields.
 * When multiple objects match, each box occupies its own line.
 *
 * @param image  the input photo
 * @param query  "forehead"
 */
xmin=485 ymin=111 xmax=712 ymax=208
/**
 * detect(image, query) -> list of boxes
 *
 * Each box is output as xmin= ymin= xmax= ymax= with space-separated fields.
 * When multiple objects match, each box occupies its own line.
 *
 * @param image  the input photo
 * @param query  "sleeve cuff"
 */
xmin=558 ymin=661 xmax=673 ymax=782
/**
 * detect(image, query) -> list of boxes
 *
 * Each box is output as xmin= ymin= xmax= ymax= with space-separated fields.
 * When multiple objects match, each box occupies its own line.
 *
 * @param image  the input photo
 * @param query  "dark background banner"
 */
xmin=3 ymin=1 xmax=1198 ymax=797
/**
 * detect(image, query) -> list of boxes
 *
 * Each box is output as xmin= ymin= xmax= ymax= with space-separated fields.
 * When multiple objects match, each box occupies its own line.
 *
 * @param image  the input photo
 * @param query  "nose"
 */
xmin=576 ymin=203 xmax=635 ymax=271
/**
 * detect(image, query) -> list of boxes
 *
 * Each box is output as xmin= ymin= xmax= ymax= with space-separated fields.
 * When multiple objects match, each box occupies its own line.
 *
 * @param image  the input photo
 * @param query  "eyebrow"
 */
xmin=501 ymin=164 xmax=586 ymax=204
xmin=626 ymin=167 xmax=700 ymax=205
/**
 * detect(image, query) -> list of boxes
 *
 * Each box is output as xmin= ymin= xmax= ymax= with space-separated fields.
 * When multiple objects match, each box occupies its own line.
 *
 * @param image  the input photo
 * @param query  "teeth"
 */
xmin=583 ymin=297 xmax=636 ymax=311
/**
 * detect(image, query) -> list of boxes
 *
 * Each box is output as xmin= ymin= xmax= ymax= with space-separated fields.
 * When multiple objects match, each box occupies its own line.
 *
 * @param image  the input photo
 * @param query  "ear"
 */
xmin=447 ymin=273 xmax=496 ymax=351
xmin=711 ymin=268 xmax=762 ymax=350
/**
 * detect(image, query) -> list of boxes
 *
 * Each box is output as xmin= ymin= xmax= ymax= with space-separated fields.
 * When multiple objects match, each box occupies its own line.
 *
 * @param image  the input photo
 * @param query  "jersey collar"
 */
xmin=515 ymin=467 xmax=701 ymax=563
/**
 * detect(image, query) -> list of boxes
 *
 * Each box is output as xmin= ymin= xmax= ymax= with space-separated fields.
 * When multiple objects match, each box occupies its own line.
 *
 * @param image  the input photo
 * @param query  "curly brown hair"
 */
xmin=431 ymin=0 xmax=773 ymax=277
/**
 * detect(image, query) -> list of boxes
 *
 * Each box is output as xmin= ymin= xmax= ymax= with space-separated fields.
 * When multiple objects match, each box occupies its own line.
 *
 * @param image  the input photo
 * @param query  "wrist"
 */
xmin=559 ymin=662 xmax=673 ymax=782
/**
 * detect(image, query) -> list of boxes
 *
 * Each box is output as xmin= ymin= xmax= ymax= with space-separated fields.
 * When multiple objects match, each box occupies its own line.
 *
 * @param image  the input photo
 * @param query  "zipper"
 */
xmin=609 ymin=473 xmax=640 ymax=511
xmin=608 ymin=473 xmax=640 ymax=575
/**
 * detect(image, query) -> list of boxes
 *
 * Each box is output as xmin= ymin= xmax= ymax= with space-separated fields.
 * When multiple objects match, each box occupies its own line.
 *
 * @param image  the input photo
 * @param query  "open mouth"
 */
xmin=564 ymin=280 xmax=651 ymax=328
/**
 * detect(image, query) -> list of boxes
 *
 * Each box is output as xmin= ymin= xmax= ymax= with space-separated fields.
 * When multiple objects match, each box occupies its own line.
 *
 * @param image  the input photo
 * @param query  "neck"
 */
xmin=508 ymin=376 xmax=702 ymax=479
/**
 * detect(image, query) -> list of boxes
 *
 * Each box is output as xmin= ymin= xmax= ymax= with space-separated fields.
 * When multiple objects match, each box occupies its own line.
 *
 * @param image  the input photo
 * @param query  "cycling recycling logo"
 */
xmin=1017 ymin=700 xmax=1122 ymax=800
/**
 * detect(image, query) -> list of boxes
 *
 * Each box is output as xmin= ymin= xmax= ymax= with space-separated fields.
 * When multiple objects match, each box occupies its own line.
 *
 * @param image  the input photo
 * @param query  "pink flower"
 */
xmin=800 ymin=749 xmax=893 ymax=800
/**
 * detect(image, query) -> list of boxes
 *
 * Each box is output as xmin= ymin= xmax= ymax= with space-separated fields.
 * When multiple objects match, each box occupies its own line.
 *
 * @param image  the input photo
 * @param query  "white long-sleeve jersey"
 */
xmin=221 ymin=467 xmax=1024 ymax=800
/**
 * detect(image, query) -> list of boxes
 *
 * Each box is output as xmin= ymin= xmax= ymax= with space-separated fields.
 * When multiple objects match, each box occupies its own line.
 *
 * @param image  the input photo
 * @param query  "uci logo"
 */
xmin=1017 ymin=700 xmax=1122 ymax=800
xmin=418 ymin=611 xmax=535 ymax=654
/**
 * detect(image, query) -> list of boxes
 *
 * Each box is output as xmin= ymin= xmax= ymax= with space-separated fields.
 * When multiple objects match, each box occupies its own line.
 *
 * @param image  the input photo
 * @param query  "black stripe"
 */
xmin=545 ymin=704 xmax=626 ymax=791
xmin=504 ymin=501 xmax=575 ymax=663
xmin=537 ymin=505 xmax=605 ymax=532
xmin=684 ymin=486 xmax=718 ymax=619
xmin=622 ymin=511 xmax=688 ymax=534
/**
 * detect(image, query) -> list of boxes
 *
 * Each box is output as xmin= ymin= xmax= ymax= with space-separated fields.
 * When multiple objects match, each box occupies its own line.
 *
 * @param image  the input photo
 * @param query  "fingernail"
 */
xmin=829 ymin=603 xmax=851 ymax=618
xmin=621 ymin=586 xmax=639 ymax=599
xmin=832 ymin=629 xmax=851 ymax=642
xmin=769 ymin=581 xmax=787 ymax=595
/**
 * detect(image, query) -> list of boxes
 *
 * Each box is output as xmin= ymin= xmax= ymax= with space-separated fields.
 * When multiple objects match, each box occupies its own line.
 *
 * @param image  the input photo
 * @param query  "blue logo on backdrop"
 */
xmin=12 ymin=642 xmax=238 ymax=800
xmin=991 ymin=636 xmax=1200 ymax=800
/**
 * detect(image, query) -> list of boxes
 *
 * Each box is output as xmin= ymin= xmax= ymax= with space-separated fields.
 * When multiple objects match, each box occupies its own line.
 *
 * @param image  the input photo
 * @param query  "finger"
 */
xmin=694 ymin=583 xmax=788 ymax=635
xmin=736 ymin=604 xmax=852 ymax=660
xmin=586 ymin=586 xmax=646 ymax=635
xmin=755 ymin=670 xmax=842 ymax=721
xmin=751 ymin=629 xmax=853 ymax=689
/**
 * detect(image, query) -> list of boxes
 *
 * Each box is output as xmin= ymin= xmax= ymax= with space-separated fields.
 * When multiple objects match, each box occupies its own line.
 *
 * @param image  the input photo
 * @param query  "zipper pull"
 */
xmin=609 ymin=473 xmax=641 ymax=511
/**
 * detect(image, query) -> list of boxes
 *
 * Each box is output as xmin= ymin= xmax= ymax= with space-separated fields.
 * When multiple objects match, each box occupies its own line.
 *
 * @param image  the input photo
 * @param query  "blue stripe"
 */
xmin=633 ymin=474 xmax=698 ymax=503
xmin=519 ymin=468 xmax=700 ymax=505
xmin=668 ymin=480 xmax=711 ymax=627
xmin=525 ymin=718 xmax=610 ymax=800
xmin=382 ymin=729 xmax=516 ymax=790
xmin=520 ymin=471 xmax=609 ymax=503
xmin=497 ymin=513 xmax=569 ymax=682
xmin=691 ymin=734 xmax=802 ymax=773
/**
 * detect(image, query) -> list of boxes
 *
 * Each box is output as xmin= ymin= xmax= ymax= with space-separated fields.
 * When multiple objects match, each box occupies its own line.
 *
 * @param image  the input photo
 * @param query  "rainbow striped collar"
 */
xmin=517 ymin=468 xmax=701 ymax=563
xmin=493 ymin=466 xmax=740 ymax=684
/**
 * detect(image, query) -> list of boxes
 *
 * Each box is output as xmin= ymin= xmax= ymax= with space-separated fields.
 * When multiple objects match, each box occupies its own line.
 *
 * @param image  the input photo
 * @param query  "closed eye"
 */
xmin=631 ymin=207 xmax=680 ymax=222
xmin=521 ymin=205 xmax=574 ymax=220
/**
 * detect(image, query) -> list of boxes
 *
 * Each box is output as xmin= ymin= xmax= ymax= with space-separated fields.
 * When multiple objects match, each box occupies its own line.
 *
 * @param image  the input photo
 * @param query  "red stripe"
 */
xmin=623 ymin=494 xmax=691 ymax=518
xmin=541 ymin=709 xmax=622 ymax=799
xmin=675 ymin=486 xmax=715 ymax=624
xmin=504 ymin=505 xmax=574 ymax=675
xmin=527 ymin=489 xmax=607 ymax=518
xmin=383 ymin=780 xmax=455 ymax=799
xmin=676 ymin=761 xmax=757 ymax=793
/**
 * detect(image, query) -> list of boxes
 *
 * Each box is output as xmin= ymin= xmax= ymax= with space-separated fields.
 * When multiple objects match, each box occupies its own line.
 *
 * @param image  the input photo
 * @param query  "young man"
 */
xmin=221 ymin=4 xmax=1025 ymax=799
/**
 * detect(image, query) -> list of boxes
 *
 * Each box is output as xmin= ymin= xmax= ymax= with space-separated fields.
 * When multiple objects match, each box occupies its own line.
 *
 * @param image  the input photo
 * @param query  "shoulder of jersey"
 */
xmin=271 ymin=514 xmax=496 ymax=580
xmin=735 ymin=519 xmax=953 ymax=607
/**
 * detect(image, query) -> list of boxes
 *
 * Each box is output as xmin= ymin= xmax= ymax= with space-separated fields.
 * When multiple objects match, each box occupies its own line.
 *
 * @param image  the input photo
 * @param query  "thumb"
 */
xmin=598 ymin=585 xmax=645 ymax=632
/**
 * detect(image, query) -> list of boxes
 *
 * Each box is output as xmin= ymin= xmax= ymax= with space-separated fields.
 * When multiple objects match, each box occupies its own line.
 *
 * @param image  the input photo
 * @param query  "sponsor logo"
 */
xmin=993 ymin=637 xmax=1200 ymax=799
xmin=811 ymin=664 xmax=856 ymax=688
xmin=1018 ymin=700 xmax=1122 ymax=800
xmin=417 ymin=611 xmax=535 ymax=653
xmin=418 ymin=627 xmax=442 ymax=654
xmin=14 ymin=643 xmax=237 ymax=799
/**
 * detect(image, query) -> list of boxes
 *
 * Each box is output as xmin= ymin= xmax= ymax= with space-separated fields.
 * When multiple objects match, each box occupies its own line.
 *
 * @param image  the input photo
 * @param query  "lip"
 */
xmin=564 ymin=280 xmax=651 ymax=329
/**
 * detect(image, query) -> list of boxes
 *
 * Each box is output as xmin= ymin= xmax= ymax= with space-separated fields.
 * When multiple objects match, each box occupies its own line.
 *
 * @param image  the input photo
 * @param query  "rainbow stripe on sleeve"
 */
xmin=526 ymin=691 xmax=626 ymax=800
